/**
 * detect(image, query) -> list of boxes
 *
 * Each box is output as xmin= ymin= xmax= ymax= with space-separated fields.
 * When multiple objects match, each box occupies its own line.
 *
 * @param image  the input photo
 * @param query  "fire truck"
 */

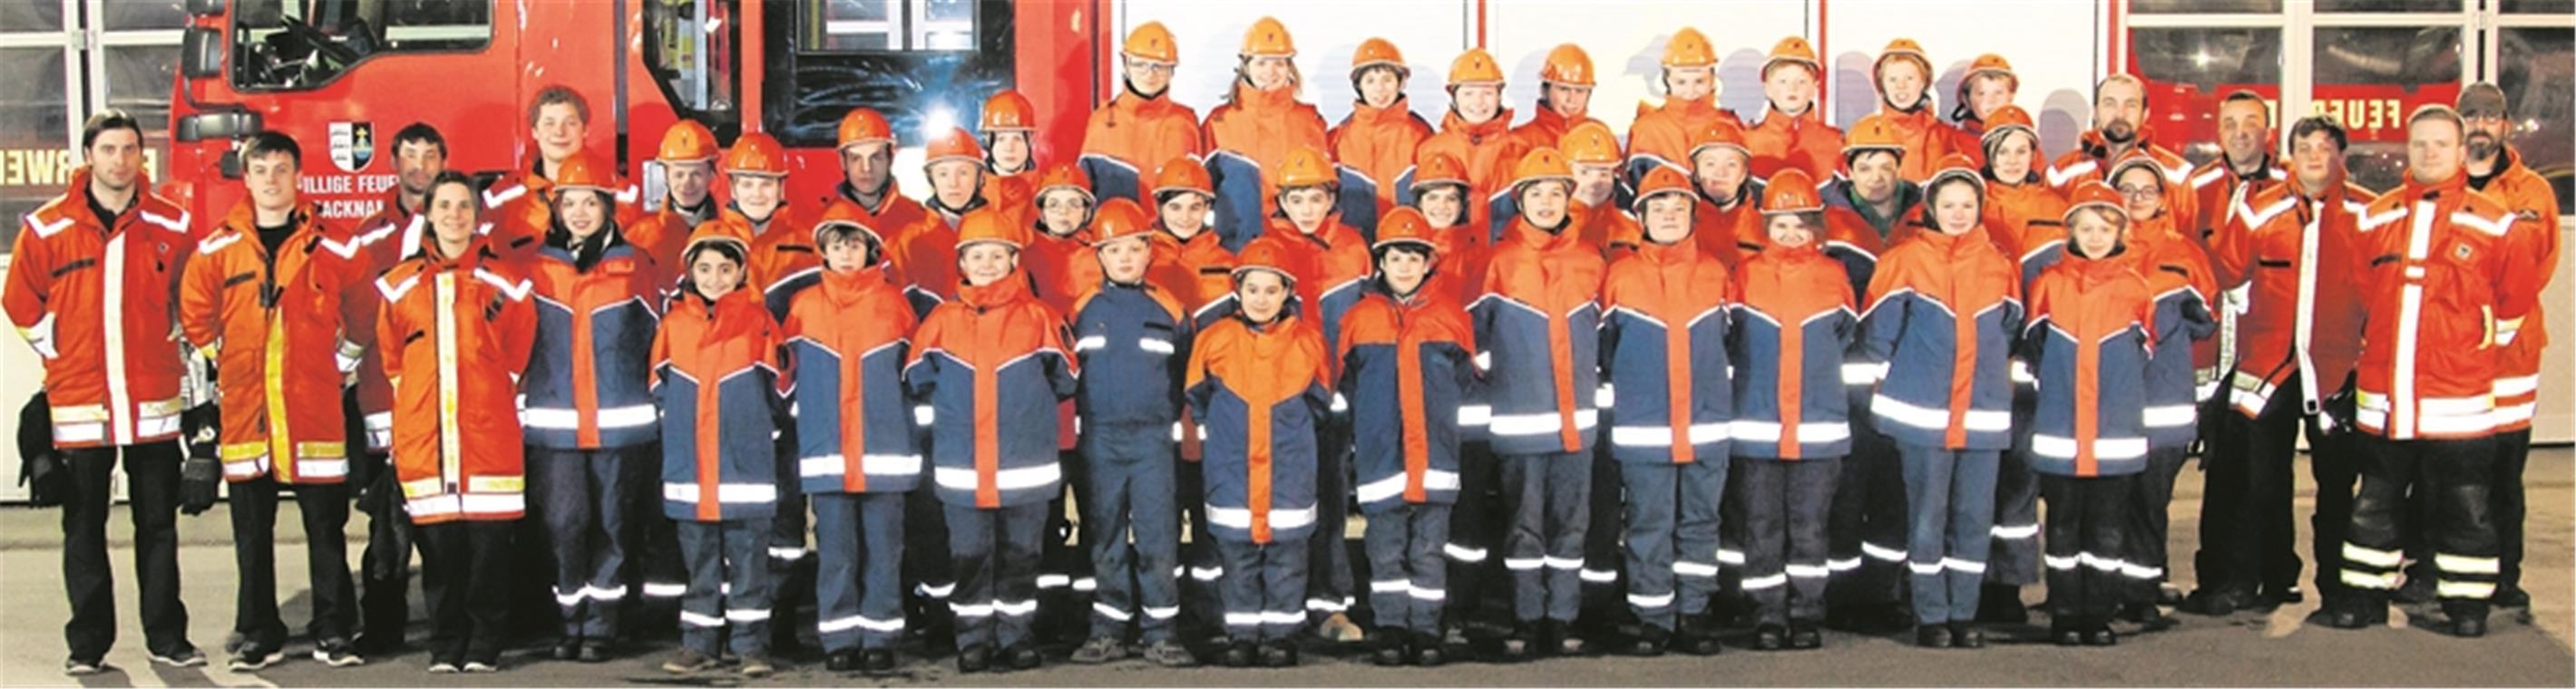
xmin=165 ymin=0 xmax=1101 ymax=221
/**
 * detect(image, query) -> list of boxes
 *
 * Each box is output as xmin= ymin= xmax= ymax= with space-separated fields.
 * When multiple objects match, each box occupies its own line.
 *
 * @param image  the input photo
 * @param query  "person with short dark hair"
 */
xmin=2187 ymin=115 xmax=2374 ymax=618
xmin=486 ymin=85 xmax=630 ymax=261
xmin=180 ymin=131 xmax=375 ymax=670
xmin=2317 ymin=104 xmax=2542 ymax=639
xmin=652 ymin=234 xmax=790 ymax=677
xmin=1189 ymin=240 xmax=1331 ymax=668
xmin=6 ymin=108 xmax=205 ymax=675
xmin=2046 ymin=74 xmax=2198 ymax=236
xmin=346 ymin=120 xmax=447 ymax=656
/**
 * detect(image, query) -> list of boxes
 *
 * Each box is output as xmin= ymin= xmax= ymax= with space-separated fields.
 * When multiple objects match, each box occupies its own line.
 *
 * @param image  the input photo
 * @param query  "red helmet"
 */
xmin=1090 ymin=198 xmax=1155 ymax=247
xmin=1036 ymin=163 xmax=1095 ymax=204
xmin=551 ymin=152 xmax=619 ymax=198
xmin=1231 ymin=239 xmax=1298 ymax=284
xmin=811 ymin=199 xmax=884 ymax=247
xmin=1631 ymin=167 xmax=1696 ymax=216
xmin=1372 ymin=206 xmax=1438 ymax=253
xmin=981 ymin=90 xmax=1037 ymax=133
xmin=657 ymin=121 xmax=719 ymax=163
xmin=923 ymin=127 xmax=985 ymax=169
xmin=1410 ymin=150 xmax=1469 ymax=194
xmin=1761 ymin=169 xmax=1824 ymax=214
xmin=1152 ymin=156 xmax=1215 ymax=199
xmin=2064 ymin=180 xmax=2126 ymax=226
xmin=722 ymin=132 xmax=790 ymax=177
xmin=1539 ymin=44 xmax=1595 ymax=86
xmin=836 ymin=108 xmax=895 ymax=151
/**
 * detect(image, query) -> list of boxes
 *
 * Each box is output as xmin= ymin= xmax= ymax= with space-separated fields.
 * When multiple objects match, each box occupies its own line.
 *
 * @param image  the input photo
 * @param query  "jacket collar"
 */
xmin=956 ymin=269 xmax=1033 ymax=310
xmin=1441 ymin=108 xmax=1516 ymax=141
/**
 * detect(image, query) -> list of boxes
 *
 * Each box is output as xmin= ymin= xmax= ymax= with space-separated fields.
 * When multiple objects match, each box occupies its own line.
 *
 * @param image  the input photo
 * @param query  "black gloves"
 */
xmin=17 ymin=393 xmax=66 ymax=507
xmin=181 ymin=403 xmax=222 ymax=516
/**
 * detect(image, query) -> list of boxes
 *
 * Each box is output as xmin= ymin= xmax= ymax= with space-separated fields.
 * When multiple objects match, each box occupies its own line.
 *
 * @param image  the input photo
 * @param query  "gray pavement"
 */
xmin=3 ymin=448 xmax=2571 ymax=687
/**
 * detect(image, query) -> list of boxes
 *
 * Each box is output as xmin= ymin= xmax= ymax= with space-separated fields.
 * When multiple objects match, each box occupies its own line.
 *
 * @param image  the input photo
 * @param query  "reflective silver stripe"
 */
xmin=1608 ymin=422 xmax=1730 ymax=447
xmin=1488 ymin=409 xmax=1597 ymax=436
xmin=1354 ymin=469 xmax=1460 ymax=503
xmin=1728 ymin=419 xmax=1851 ymax=443
xmin=933 ymin=462 xmax=1060 ymax=491
xmin=819 ymin=614 xmax=906 ymax=633
xmin=799 ymin=453 xmax=925 ymax=478
xmin=1206 ymin=505 xmax=1316 ymax=530
xmin=661 ymin=482 xmax=779 ymax=503
xmin=2028 ymin=434 xmax=2149 ymax=461
xmin=2141 ymin=403 xmax=2198 ymax=429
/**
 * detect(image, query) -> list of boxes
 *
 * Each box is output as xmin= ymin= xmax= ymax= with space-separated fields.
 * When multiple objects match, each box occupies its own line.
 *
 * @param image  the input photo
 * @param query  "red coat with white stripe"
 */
xmin=2210 ymin=174 xmax=2372 ymax=419
xmin=179 ymin=201 xmax=372 ymax=484
xmin=376 ymin=238 xmax=536 ymax=523
xmin=2349 ymin=174 xmax=2541 ymax=441
xmin=4 ymin=169 xmax=195 ymax=449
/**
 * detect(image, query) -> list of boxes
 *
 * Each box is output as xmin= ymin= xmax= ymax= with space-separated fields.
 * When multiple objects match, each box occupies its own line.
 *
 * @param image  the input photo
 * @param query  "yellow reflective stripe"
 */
xmin=402 ymin=477 xmax=444 ymax=499
xmin=265 ymin=316 xmax=294 ymax=481
xmin=294 ymin=442 xmax=347 ymax=459
xmin=466 ymin=475 xmax=524 ymax=493
xmin=220 ymin=442 xmax=269 ymax=461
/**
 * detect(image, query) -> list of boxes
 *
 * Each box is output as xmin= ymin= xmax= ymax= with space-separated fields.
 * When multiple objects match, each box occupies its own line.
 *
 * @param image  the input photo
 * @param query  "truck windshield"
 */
xmin=230 ymin=0 xmax=491 ymax=91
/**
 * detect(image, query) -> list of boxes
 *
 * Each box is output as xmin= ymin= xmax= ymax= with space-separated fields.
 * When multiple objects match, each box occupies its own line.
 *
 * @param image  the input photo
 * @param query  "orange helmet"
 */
xmin=723 ymin=132 xmax=790 ymax=177
xmin=1152 ymin=156 xmax=1215 ymax=199
xmin=1663 ymin=27 xmax=1716 ymax=69
xmin=954 ymin=209 xmax=1022 ymax=251
xmin=2106 ymin=153 xmax=2168 ymax=194
xmin=1448 ymin=48 xmax=1505 ymax=87
xmin=1274 ymin=147 xmax=1335 ymax=189
xmin=1688 ymin=119 xmax=1751 ymax=165
xmin=551 ymin=153 xmax=618 ymax=198
xmin=1241 ymin=16 xmax=1295 ymax=58
xmin=1927 ymin=152 xmax=1984 ymax=190
xmin=657 ymin=121 xmax=719 ymax=163
xmin=1036 ymin=163 xmax=1095 ymax=205
xmin=1410 ymin=150 xmax=1469 ymax=195
xmin=1230 ymin=239 xmax=1297 ymax=284
xmin=1124 ymin=21 xmax=1179 ymax=64
xmin=923 ymin=127 xmax=985 ymax=169
xmin=1372 ymin=207 xmax=1439 ymax=253
xmin=1352 ymin=37 xmax=1407 ymax=75
xmin=682 ymin=233 xmax=751 ymax=266
xmin=836 ymin=108 xmax=895 ymax=151
xmin=1761 ymin=169 xmax=1825 ymax=215
xmin=1540 ymin=44 xmax=1595 ymax=86
xmin=1090 ymin=198 xmax=1155 ymax=247
xmin=1558 ymin=121 xmax=1622 ymax=166
xmin=2064 ymin=180 xmax=2126 ymax=225
xmin=812 ymin=199 xmax=885 ymax=247
xmin=981 ymin=91 xmax=1037 ymax=133
xmin=1842 ymin=114 xmax=1907 ymax=158
xmin=1965 ymin=53 xmax=2015 ymax=83
xmin=1762 ymin=36 xmax=1820 ymax=79
xmin=1874 ymin=38 xmax=1932 ymax=83
xmin=1981 ymin=104 xmax=2039 ymax=148
xmin=1630 ymin=167 xmax=1696 ymax=216
xmin=1511 ymin=147 xmax=1575 ymax=191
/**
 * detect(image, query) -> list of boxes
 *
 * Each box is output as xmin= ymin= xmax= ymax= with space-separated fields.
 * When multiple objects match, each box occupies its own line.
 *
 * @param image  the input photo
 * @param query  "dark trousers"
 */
xmin=2196 ymin=383 xmax=2315 ymax=597
xmin=1362 ymin=502 xmax=1450 ymax=635
xmin=1500 ymin=451 xmax=1591 ymax=623
xmin=2341 ymin=434 xmax=2498 ymax=618
xmin=2309 ymin=428 xmax=2364 ymax=605
xmin=946 ymin=502 xmax=1046 ymax=650
xmin=1044 ymin=448 xmax=1096 ymax=601
xmin=813 ymin=492 xmax=906 ymax=651
xmin=355 ymin=450 xmax=413 ymax=647
xmin=678 ymin=518 xmax=774 ymax=656
xmin=1899 ymin=445 xmax=1998 ymax=625
xmin=60 ymin=442 xmax=190 ymax=661
xmin=1307 ymin=430 xmax=1356 ymax=622
xmin=626 ymin=443 xmax=685 ymax=636
xmin=903 ymin=488 xmax=956 ymax=629
xmin=1829 ymin=422 xmax=1907 ymax=606
xmin=2124 ymin=445 xmax=2190 ymax=602
xmin=2041 ymin=473 xmax=2133 ymax=623
xmin=1581 ymin=445 xmax=1628 ymax=626
xmin=1987 ymin=414 xmax=2043 ymax=586
xmin=1083 ymin=427 xmax=1183 ymax=642
xmin=229 ymin=474 xmax=356 ymax=648
xmin=1444 ymin=442 xmax=1505 ymax=630
xmin=416 ymin=519 xmax=513 ymax=665
xmin=1736 ymin=456 xmax=1838 ymax=627
xmin=1619 ymin=459 xmax=1722 ymax=631
xmin=2493 ymin=429 xmax=2531 ymax=599
xmin=1175 ymin=457 xmax=1224 ymax=637
xmin=1217 ymin=538 xmax=1309 ymax=641
xmin=532 ymin=448 xmax=630 ymax=639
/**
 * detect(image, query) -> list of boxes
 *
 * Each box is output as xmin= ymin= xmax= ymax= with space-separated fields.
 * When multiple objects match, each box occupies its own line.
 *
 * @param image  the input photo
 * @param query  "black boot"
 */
xmin=1500 ymin=622 xmax=1537 ymax=662
xmin=1220 ymin=639 xmax=1256 ymax=668
xmin=955 ymin=644 xmax=991 ymax=673
xmin=1411 ymin=630 xmax=1449 ymax=667
xmin=1948 ymin=621 xmax=1985 ymax=649
xmin=1977 ymin=584 xmax=2030 ymax=624
xmin=1673 ymin=616 xmax=1722 ymax=656
xmin=1751 ymin=625 xmax=1786 ymax=651
xmin=1787 ymin=622 xmax=1822 ymax=650
xmin=1371 ymin=628 xmax=1410 ymax=666
xmin=1625 ymin=625 xmax=1669 ymax=657
xmin=1914 ymin=624 xmax=1952 ymax=649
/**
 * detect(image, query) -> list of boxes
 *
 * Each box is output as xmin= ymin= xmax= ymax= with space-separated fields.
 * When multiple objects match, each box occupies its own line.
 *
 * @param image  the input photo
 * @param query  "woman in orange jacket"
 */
xmin=376 ymin=172 xmax=538 ymax=673
xmin=1202 ymin=16 xmax=1331 ymax=251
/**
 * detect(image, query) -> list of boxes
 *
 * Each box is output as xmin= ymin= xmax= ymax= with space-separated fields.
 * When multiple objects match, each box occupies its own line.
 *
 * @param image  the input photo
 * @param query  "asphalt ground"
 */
xmin=3 ymin=448 xmax=2569 ymax=687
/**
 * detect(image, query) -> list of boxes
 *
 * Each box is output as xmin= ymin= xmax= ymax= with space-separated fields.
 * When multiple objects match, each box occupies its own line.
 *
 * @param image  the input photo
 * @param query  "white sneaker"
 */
xmin=63 ymin=658 xmax=107 ymax=675
xmin=427 ymin=661 xmax=460 ymax=674
xmin=463 ymin=661 xmax=499 ymax=674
